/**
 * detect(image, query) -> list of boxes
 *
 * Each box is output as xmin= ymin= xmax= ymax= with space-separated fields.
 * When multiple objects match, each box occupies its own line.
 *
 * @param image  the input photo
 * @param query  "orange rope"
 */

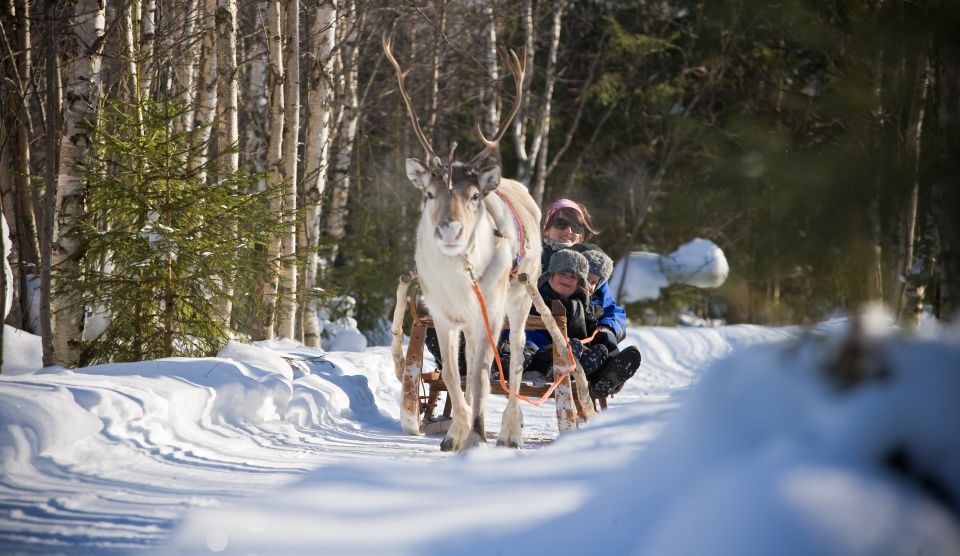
xmin=470 ymin=280 xmax=576 ymax=407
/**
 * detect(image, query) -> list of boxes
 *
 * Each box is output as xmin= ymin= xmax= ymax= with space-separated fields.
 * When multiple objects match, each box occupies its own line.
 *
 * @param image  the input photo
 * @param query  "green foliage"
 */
xmin=62 ymin=99 xmax=284 ymax=364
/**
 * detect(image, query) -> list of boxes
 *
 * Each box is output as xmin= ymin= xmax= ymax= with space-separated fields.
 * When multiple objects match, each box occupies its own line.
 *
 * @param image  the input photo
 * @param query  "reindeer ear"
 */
xmin=478 ymin=166 xmax=501 ymax=194
xmin=405 ymin=158 xmax=431 ymax=190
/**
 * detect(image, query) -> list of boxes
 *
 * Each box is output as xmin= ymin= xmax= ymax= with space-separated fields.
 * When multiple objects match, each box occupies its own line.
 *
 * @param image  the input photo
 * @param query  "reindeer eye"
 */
xmin=471 ymin=192 xmax=480 ymax=202
xmin=426 ymin=191 xmax=435 ymax=200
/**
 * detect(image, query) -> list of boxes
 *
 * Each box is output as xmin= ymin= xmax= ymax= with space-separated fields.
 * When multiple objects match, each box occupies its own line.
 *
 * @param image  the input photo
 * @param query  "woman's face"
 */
xmin=550 ymin=271 xmax=580 ymax=297
xmin=545 ymin=212 xmax=585 ymax=245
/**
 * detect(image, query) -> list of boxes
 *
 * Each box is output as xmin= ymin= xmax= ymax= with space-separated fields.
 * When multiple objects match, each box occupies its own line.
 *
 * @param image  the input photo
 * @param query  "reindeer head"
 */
xmin=406 ymin=160 xmax=501 ymax=255
xmin=383 ymin=35 xmax=525 ymax=257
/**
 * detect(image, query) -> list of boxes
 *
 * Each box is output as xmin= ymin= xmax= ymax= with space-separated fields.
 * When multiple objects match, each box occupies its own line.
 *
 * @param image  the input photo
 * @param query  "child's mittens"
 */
xmin=579 ymin=344 xmax=609 ymax=376
xmin=595 ymin=328 xmax=619 ymax=351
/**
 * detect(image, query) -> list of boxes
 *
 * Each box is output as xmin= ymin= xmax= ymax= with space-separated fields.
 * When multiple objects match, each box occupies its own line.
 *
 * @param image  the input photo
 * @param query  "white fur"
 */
xmin=413 ymin=175 xmax=541 ymax=451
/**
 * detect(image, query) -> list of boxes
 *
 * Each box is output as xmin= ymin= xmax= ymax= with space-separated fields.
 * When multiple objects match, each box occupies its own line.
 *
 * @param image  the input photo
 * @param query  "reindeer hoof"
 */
xmin=440 ymin=436 xmax=456 ymax=452
xmin=496 ymin=438 xmax=522 ymax=449
xmin=464 ymin=431 xmax=485 ymax=450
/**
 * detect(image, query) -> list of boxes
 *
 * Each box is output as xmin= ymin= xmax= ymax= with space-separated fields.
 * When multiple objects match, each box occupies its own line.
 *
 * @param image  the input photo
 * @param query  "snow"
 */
xmin=609 ymin=238 xmax=729 ymax=303
xmin=1 ymin=313 xmax=958 ymax=555
xmin=3 ymin=212 xmax=12 ymax=319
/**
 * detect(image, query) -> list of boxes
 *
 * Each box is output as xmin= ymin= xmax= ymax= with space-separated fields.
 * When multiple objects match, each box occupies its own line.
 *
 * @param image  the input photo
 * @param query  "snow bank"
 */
xmin=2 ymin=212 xmax=11 ymax=318
xmin=1 ymin=325 xmax=43 ymax=375
xmin=609 ymin=238 xmax=729 ymax=302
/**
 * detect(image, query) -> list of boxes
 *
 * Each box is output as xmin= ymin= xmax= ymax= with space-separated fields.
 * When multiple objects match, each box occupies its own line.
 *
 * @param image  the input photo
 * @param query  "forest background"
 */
xmin=1 ymin=0 xmax=958 ymax=369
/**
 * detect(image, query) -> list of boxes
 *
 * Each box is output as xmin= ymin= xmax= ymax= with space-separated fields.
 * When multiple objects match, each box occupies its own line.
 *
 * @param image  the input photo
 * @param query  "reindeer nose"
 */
xmin=435 ymin=219 xmax=464 ymax=243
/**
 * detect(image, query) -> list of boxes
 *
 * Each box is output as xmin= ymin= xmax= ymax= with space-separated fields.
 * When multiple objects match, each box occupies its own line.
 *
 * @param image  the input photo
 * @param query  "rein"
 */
xmin=465 ymin=262 xmax=576 ymax=407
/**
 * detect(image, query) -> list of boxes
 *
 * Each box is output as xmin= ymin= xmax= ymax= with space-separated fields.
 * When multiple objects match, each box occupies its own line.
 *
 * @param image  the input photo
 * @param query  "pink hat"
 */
xmin=543 ymin=199 xmax=584 ymax=232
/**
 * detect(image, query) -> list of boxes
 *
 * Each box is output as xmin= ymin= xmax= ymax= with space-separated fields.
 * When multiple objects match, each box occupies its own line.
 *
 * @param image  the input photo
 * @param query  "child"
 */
xmin=569 ymin=243 xmax=641 ymax=398
xmin=520 ymin=249 xmax=611 ymax=383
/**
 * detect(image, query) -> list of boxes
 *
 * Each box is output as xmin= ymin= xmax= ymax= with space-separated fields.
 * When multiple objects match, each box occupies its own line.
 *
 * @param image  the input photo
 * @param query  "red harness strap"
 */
xmin=494 ymin=190 xmax=525 ymax=278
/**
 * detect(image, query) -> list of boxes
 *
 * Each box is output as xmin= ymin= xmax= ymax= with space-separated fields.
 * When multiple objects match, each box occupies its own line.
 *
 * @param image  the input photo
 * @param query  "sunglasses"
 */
xmin=550 ymin=217 xmax=585 ymax=234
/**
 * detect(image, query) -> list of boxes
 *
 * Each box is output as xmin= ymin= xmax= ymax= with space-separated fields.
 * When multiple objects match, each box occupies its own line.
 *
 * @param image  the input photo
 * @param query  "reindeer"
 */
xmin=384 ymin=37 xmax=542 ymax=451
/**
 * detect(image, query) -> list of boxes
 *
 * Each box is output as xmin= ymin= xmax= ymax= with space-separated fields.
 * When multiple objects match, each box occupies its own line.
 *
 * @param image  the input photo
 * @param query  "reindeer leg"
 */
xmin=462 ymin=328 xmax=490 ymax=450
xmin=438 ymin=326 xmax=472 ymax=452
xmin=497 ymin=293 xmax=529 ymax=448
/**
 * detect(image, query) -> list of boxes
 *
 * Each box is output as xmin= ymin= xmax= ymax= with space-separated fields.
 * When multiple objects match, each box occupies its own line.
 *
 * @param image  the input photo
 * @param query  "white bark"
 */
xmin=276 ymin=0 xmax=299 ymax=339
xmin=139 ymin=0 xmax=156 ymax=99
xmin=511 ymin=0 xmax=534 ymax=167
xmin=527 ymin=0 xmax=564 ymax=204
xmin=172 ymin=0 xmax=201 ymax=134
xmin=51 ymin=0 xmax=105 ymax=367
xmin=325 ymin=0 xmax=358 ymax=264
xmin=428 ymin=0 xmax=448 ymax=141
xmin=301 ymin=0 xmax=336 ymax=348
xmin=259 ymin=0 xmax=284 ymax=340
xmin=216 ymin=0 xmax=239 ymax=324
xmin=123 ymin=1 xmax=144 ymax=130
xmin=191 ymin=0 xmax=217 ymax=180
xmin=480 ymin=0 xmax=498 ymax=139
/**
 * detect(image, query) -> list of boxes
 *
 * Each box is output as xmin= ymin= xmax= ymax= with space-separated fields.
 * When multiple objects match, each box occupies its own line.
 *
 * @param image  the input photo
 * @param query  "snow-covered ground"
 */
xmin=1 ymin=316 xmax=958 ymax=555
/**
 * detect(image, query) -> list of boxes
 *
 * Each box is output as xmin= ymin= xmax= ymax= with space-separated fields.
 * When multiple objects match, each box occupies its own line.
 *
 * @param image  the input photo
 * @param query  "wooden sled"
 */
xmin=391 ymin=273 xmax=605 ymax=436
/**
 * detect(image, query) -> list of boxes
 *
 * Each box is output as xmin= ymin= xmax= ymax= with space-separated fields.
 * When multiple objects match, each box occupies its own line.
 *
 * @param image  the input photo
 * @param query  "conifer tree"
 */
xmin=60 ymin=99 xmax=285 ymax=364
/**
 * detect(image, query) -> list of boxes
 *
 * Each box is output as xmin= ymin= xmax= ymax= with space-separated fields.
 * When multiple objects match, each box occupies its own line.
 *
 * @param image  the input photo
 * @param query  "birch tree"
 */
xmin=511 ymin=0 xmax=565 ymax=205
xmin=300 ymin=0 xmax=336 ymax=347
xmin=139 ymin=0 xmax=156 ymax=100
xmin=191 ymin=0 xmax=217 ymax=180
xmin=216 ymin=0 xmax=239 ymax=323
xmin=50 ymin=0 xmax=105 ymax=366
xmin=276 ymin=0 xmax=299 ymax=339
xmin=258 ymin=0 xmax=283 ymax=340
xmin=480 ymin=0 xmax=498 ymax=139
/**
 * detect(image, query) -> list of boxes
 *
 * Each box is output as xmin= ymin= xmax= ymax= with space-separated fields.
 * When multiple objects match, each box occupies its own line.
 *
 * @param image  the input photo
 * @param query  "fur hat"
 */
xmin=573 ymin=243 xmax=614 ymax=284
xmin=546 ymin=249 xmax=589 ymax=287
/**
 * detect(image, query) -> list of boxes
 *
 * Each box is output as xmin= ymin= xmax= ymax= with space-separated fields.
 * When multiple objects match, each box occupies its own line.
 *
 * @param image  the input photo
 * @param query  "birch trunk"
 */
xmin=480 ymin=0 xmax=498 ymax=139
xmin=428 ymin=0 xmax=448 ymax=142
xmin=512 ymin=0 xmax=534 ymax=166
xmin=51 ymin=0 xmax=105 ymax=366
xmin=191 ymin=0 xmax=217 ymax=181
xmin=510 ymin=0 xmax=563 ymax=203
xmin=276 ymin=0 xmax=299 ymax=339
xmin=39 ymin=0 xmax=60 ymax=365
xmin=122 ymin=1 xmax=144 ymax=129
xmin=172 ymin=0 xmax=200 ymax=134
xmin=525 ymin=0 xmax=563 ymax=204
xmin=139 ymin=0 xmax=156 ymax=100
xmin=242 ymin=2 xmax=268 ymax=182
xmin=216 ymin=0 xmax=239 ymax=325
xmin=258 ymin=0 xmax=284 ymax=340
xmin=324 ymin=0 xmax=358 ymax=265
xmin=301 ymin=0 xmax=336 ymax=347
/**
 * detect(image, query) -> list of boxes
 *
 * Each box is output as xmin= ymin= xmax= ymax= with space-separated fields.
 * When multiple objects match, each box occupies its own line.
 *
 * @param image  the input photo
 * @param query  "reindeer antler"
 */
xmin=470 ymin=46 xmax=527 ymax=168
xmin=382 ymin=34 xmax=441 ymax=169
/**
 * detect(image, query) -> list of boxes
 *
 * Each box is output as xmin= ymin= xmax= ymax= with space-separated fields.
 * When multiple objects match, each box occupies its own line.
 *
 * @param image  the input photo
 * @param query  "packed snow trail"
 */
xmin=0 ymin=325 xmax=790 ymax=554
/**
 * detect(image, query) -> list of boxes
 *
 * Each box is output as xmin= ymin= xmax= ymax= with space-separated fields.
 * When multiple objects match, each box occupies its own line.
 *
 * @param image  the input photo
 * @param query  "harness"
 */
xmin=492 ymin=190 xmax=525 ymax=278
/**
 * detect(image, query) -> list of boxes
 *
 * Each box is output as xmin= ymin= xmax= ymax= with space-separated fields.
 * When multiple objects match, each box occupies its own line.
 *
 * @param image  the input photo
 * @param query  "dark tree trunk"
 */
xmin=932 ymin=36 xmax=960 ymax=319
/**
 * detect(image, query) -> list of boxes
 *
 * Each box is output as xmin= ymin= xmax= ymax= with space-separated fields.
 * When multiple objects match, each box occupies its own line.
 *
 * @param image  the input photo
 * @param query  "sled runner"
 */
xmin=391 ymin=275 xmax=606 ymax=436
